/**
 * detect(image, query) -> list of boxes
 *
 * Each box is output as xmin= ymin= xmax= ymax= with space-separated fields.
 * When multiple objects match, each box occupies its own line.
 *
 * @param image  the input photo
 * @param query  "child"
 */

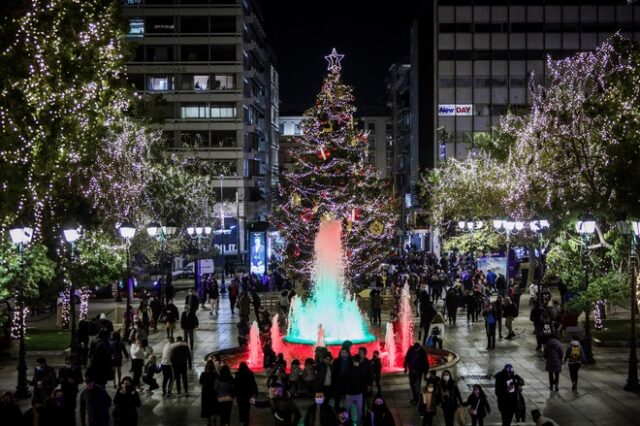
xmin=371 ymin=351 xmax=382 ymax=395
xmin=419 ymin=382 xmax=440 ymax=426
xmin=142 ymin=354 xmax=159 ymax=393
xmin=289 ymin=359 xmax=302 ymax=396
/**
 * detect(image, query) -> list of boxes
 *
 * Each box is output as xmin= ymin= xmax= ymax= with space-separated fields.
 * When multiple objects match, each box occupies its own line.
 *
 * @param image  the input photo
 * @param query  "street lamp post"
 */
xmin=576 ymin=214 xmax=597 ymax=364
xmin=617 ymin=219 xmax=640 ymax=392
xmin=118 ymin=222 xmax=136 ymax=340
xmin=187 ymin=225 xmax=211 ymax=294
xmin=9 ymin=225 xmax=33 ymax=399
xmin=492 ymin=217 xmax=517 ymax=285
xmin=219 ymin=174 xmax=227 ymax=293
xmin=529 ymin=217 xmax=550 ymax=305
xmin=62 ymin=224 xmax=82 ymax=356
xmin=146 ymin=222 xmax=176 ymax=309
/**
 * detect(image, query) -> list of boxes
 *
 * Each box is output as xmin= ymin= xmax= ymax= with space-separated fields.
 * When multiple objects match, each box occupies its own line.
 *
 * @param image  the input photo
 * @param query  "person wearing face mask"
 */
xmin=58 ymin=356 xmax=83 ymax=426
xmin=494 ymin=364 xmax=525 ymax=426
xmin=80 ymin=373 xmax=112 ymax=426
xmin=419 ymin=382 xmax=440 ymax=426
xmin=363 ymin=394 xmax=396 ymax=426
xmin=437 ymin=370 xmax=463 ymax=426
xmin=113 ymin=376 xmax=141 ymax=426
xmin=303 ymin=391 xmax=337 ymax=426
xmin=31 ymin=357 xmax=57 ymax=400
xmin=463 ymin=385 xmax=491 ymax=426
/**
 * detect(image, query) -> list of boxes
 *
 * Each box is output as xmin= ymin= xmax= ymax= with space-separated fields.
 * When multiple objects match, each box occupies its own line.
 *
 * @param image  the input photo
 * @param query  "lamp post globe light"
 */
xmin=118 ymin=222 xmax=136 ymax=340
xmin=576 ymin=214 xmax=597 ymax=364
xmin=146 ymin=222 xmax=176 ymax=309
xmin=62 ymin=223 xmax=82 ymax=356
xmin=492 ymin=217 xmax=518 ymax=286
xmin=188 ymin=224 xmax=212 ymax=294
xmin=617 ymin=218 xmax=640 ymax=392
xmin=9 ymin=225 xmax=33 ymax=398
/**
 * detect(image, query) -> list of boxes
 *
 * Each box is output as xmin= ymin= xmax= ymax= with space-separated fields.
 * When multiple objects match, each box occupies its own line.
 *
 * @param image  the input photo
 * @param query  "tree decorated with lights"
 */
xmin=0 ymin=0 xmax=132 ymax=234
xmin=273 ymin=49 xmax=397 ymax=278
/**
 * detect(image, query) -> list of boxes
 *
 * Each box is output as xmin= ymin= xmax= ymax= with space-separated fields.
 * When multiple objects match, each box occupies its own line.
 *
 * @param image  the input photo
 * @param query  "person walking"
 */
xmin=438 ymin=370 xmax=463 ymax=426
xmin=58 ymin=356 xmax=83 ymax=426
xmin=419 ymin=301 xmax=437 ymax=345
xmin=494 ymin=364 xmax=524 ymax=426
xmin=495 ymin=296 xmax=504 ymax=339
xmin=332 ymin=348 xmax=352 ymax=409
xmin=419 ymin=381 xmax=439 ymax=426
xmin=228 ymin=281 xmax=239 ymax=315
xmin=463 ymin=385 xmax=491 ymax=426
xmin=209 ymin=280 xmax=220 ymax=318
xmin=363 ymin=394 xmax=396 ymax=426
xmin=502 ymin=298 xmax=517 ymax=340
xmin=445 ymin=287 xmax=459 ymax=326
xmin=483 ymin=303 xmax=497 ymax=350
xmin=371 ymin=289 xmax=382 ymax=326
xmin=199 ymin=359 xmax=219 ymax=426
xmin=343 ymin=354 xmax=367 ymax=425
xmin=234 ymin=362 xmax=258 ymax=426
xmin=180 ymin=306 xmax=199 ymax=351
xmin=80 ymin=373 xmax=112 ymax=426
xmin=238 ymin=291 xmax=251 ymax=323
xmin=171 ymin=336 xmax=192 ymax=396
xmin=251 ymin=287 xmax=261 ymax=321
xmin=371 ymin=350 xmax=383 ymax=395
xmin=184 ymin=289 xmax=200 ymax=313
xmin=304 ymin=391 xmax=337 ymax=426
xmin=216 ymin=365 xmax=235 ymax=426
xmin=31 ymin=357 xmax=57 ymax=400
xmin=113 ymin=376 xmax=141 ymax=426
xmin=164 ymin=300 xmax=179 ymax=339
xmin=564 ymin=337 xmax=587 ymax=390
xmin=404 ymin=342 xmax=429 ymax=405
xmin=160 ymin=337 xmax=177 ymax=398
xmin=109 ymin=332 xmax=130 ymax=389
xmin=543 ymin=335 xmax=564 ymax=391
xmin=149 ymin=297 xmax=161 ymax=331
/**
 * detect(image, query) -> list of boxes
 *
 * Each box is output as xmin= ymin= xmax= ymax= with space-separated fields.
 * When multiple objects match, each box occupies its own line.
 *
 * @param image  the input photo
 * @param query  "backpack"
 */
xmin=542 ymin=323 xmax=552 ymax=336
xmin=569 ymin=345 xmax=582 ymax=363
xmin=487 ymin=312 xmax=496 ymax=326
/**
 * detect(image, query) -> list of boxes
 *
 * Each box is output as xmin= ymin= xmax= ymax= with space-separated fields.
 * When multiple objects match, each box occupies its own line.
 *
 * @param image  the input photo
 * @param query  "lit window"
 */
xmin=148 ymin=77 xmax=169 ymax=91
xmin=128 ymin=18 xmax=144 ymax=38
xmin=181 ymin=105 xmax=210 ymax=119
xmin=211 ymin=104 xmax=237 ymax=118
xmin=193 ymin=75 xmax=209 ymax=91
xmin=215 ymin=74 xmax=235 ymax=90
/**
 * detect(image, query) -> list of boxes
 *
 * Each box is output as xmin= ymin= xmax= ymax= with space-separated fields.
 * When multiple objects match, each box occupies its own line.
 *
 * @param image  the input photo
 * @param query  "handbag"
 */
xmin=456 ymin=406 xmax=468 ymax=426
xmin=468 ymin=398 xmax=480 ymax=416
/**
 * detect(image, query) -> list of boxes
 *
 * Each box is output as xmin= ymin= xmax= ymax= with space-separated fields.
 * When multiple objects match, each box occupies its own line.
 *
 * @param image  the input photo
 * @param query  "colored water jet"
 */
xmin=398 ymin=283 xmax=414 ymax=358
xmin=384 ymin=321 xmax=397 ymax=369
xmin=247 ymin=321 xmax=262 ymax=368
xmin=285 ymin=220 xmax=374 ymax=345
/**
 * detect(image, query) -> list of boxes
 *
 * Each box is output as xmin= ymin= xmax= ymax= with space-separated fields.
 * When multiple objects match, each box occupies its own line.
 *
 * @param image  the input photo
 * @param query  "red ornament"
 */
xmin=300 ymin=208 xmax=314 ymax=223
xmin=317 ymin=147 xmax=331 ymax=160
xmin=287 ymin=243 xmax=301 ymax=258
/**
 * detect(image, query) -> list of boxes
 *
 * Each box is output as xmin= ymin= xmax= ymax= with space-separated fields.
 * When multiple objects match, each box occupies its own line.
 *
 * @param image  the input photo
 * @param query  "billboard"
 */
xmin=477 ymin=255 xmax=507 ymax=279
xmin=438 ymin=104 xmax=473 ymax=116
xmin=249 ymin=231 xmax=267 ymax=275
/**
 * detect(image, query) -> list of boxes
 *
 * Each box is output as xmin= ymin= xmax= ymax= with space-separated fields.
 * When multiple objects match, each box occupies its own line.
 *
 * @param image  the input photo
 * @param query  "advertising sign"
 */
xmin=438 ymin=104 xmax=473 ymax=116
xmin=249 ymin=231 xmax=267 ymax=275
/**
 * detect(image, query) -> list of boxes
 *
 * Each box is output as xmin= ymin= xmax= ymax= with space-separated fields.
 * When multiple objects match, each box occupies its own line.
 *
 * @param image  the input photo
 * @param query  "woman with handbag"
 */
xmin=463 ymin=385 xmax=491 ymax=426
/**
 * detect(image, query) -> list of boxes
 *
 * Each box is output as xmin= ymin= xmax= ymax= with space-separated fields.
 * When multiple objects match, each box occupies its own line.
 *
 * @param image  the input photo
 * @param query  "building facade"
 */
xmin=412 ymin=0 xmax=640 ymax=177
xmin=386 ymin=63 xmax=411 ymax=195
xmin=360 ymin=115 xmax=391 ymax=179
xmin=121 ymin=0 xmax=279 ymax=258
xmin=277 ymin=115 xmax=304 ymax=175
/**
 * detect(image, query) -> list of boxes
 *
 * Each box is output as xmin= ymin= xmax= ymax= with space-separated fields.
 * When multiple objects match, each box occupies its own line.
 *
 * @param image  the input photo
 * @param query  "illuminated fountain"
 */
xmin=239 ymin=219 xmax=457 ymax=373
xmin=285 ymin=220 xmax=375 ymax=345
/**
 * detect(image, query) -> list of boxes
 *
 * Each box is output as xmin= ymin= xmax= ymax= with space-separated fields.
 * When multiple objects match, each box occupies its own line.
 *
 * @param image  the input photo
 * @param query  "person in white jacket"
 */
xmin=130 ymin=338 xmax=153 ymax=389
xmin=160 ymin=337 xmax=179 ymax=397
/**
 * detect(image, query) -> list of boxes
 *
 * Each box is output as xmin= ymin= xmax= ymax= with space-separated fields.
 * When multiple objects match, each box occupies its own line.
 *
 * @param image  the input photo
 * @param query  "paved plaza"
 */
xmin=1 ymin=290 xmax=639 ymax=425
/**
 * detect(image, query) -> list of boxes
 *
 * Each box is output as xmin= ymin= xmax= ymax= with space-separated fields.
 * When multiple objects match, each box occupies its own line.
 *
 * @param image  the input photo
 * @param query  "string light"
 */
xmin=10 ymin=303 xmax=29 ymax=340
xmin=593 ymin=300 xmax=604 ymax=330
xmin=272 ymin=49 xmax=397 ymax=277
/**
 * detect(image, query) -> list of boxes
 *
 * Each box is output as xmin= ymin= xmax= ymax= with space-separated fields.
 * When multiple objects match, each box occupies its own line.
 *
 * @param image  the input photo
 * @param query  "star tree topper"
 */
xmin=324 ymin=48 xmax=344 ymax=72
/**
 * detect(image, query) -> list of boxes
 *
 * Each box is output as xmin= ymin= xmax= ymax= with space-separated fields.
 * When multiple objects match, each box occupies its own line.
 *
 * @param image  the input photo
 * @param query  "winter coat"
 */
xmin=543 ymin=337 xmax=564 ymax=373
xmin=565 ymin=340 xmax=587 ymax=364
xmin=180 ymin=311 xmax=199 ymax=330
xmin=463 ymin=393 xmax=491 ymax=418
xmin=113 ymin=389 xmax=141 ymax=426
xmin=233 ymin=369 xmax=258 ymax=399
xmin=199 ymin=371 xmax=218 ymax=418
xmin=170 ymin=343 xmax=192 ymax=372
xmin=303 ymin=403 xmax=337 ymax=426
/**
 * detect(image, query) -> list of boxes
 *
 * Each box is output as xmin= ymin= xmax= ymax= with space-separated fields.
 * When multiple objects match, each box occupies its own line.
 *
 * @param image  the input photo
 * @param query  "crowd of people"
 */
xmin=0 ymin=247 xmax=581 ymax=426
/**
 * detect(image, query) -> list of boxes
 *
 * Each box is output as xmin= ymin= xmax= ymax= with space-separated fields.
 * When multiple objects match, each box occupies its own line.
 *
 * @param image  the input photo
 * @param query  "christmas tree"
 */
xmin=273 ymin=49 xmax=397 ymax=279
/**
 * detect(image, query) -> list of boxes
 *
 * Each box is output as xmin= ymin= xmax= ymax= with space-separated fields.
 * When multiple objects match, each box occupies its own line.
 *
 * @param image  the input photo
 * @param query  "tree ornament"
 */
xmin=300 ymin=208 xmax=314 ymax=223
xmin=292 ymin=193 xmax=302 ymax=206
xmin=369 ymin=221 xmax=384 ymax=235
xmin=320 ymin=121 xmax=334 ymax=134
xmin=346 ymin=221 xmax=353 ymax=233
xmin=321 ymin=212 xmax=335 ymax=222
xmin=350 ymin=136 xmax=358 ymax=147
xmin=317 ymin=147 xmax=331 ymax=160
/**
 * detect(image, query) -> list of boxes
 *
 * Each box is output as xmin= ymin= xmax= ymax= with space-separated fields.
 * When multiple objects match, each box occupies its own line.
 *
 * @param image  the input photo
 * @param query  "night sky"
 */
xmin=261 ymin=0 xmax=420 ymax=115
